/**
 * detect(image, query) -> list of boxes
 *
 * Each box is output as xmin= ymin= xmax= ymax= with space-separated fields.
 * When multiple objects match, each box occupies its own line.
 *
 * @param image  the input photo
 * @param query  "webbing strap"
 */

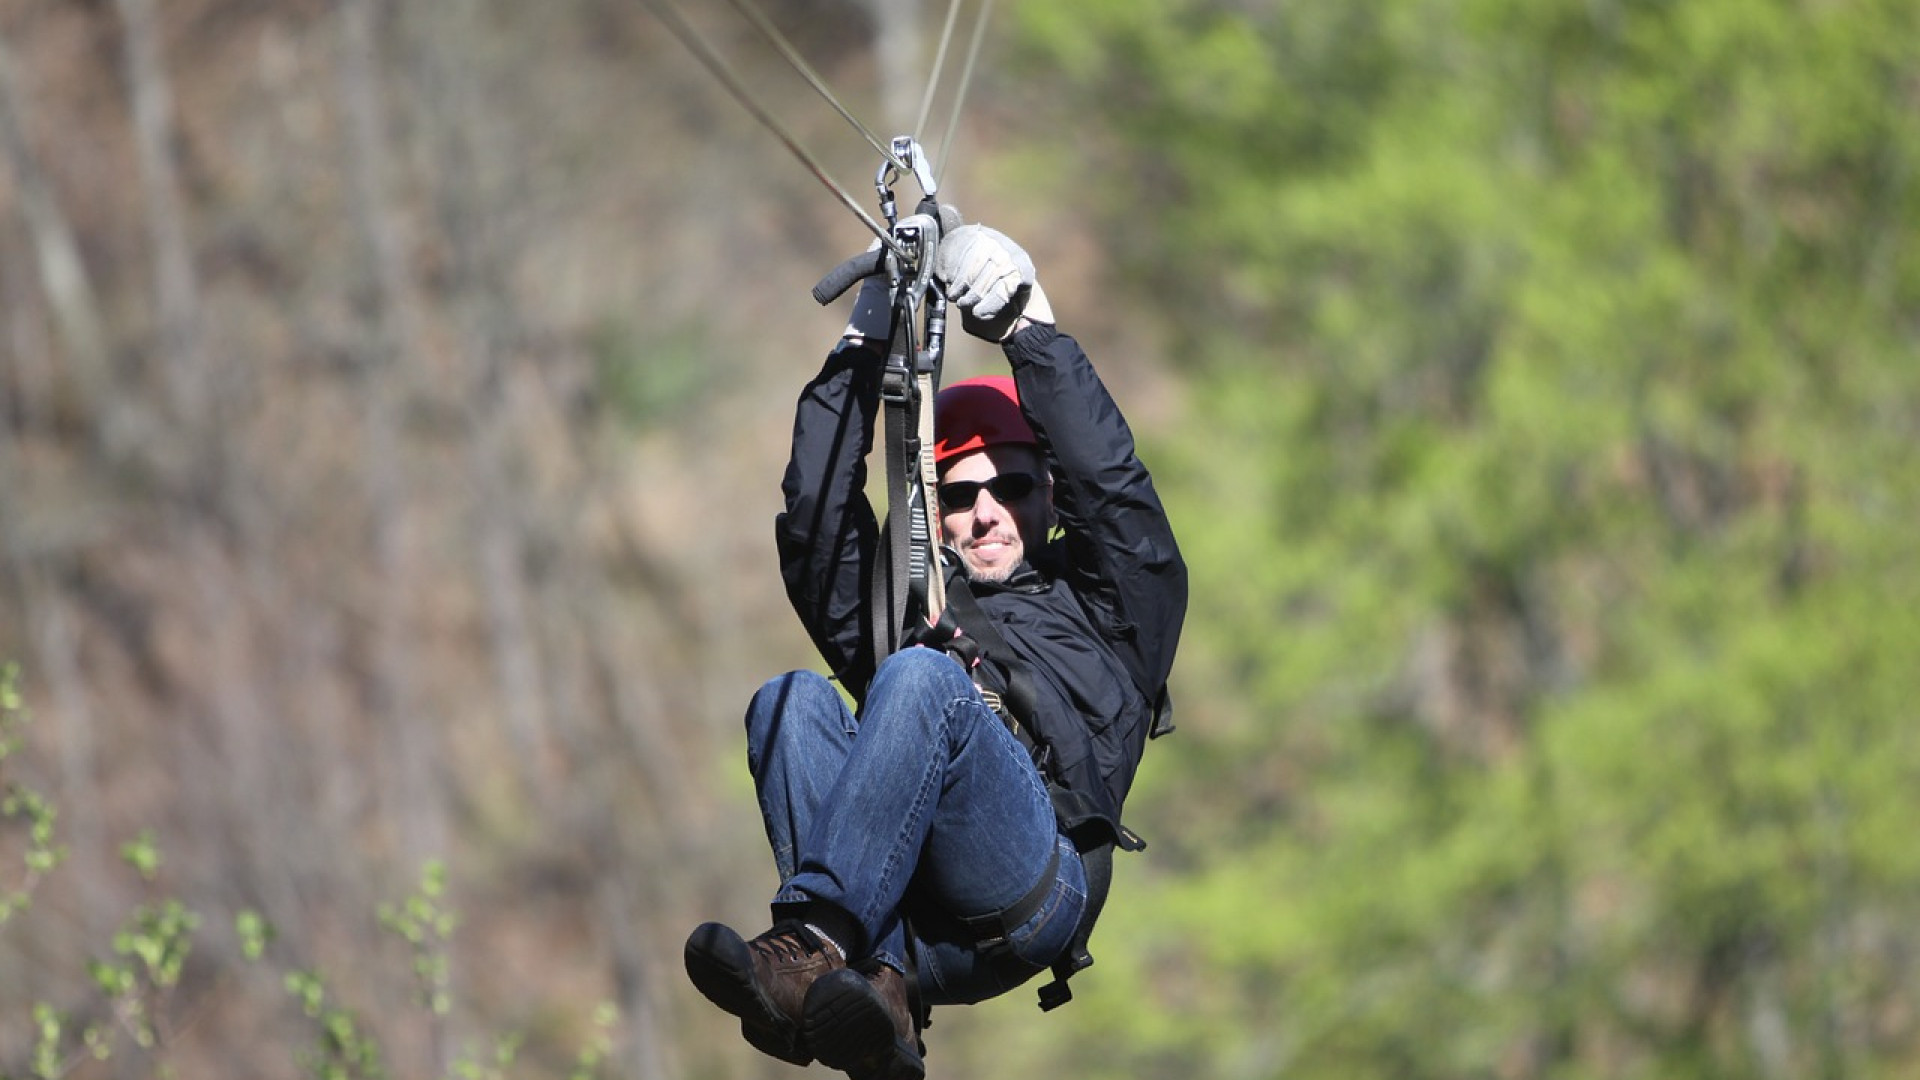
xmin=867 ymin=291 xmax=914 ymax=667
xmin=869 ymin=288 xmax=944 ymax=668
xmin=940 ymin=576 xmax=1038 ymax=739
xmin=866 ymin=213 xmax=948 ymax=670
xmin=915 ymin=367 xmax=946 ymax=617
xmin=954 ymin=840 xmax=1061 ymax=947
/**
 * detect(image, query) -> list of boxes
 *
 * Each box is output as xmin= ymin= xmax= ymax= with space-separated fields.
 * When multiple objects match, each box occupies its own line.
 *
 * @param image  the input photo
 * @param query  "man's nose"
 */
xmin=971 ymin=488 xmax=1006 ymax=523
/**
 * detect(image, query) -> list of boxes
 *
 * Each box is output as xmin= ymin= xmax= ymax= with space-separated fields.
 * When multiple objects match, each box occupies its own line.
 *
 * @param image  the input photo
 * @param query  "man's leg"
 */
xmin=745 ymin=670 xmax=854 ymax=882
xmin=781 ymin=648 xmax=1064 ymax=953
xmin=685 ymin=671 xmax=857 ymax=1066
xmin=905 ymin=829 xmax=1088 ymax=1006
xmin=780 ymin=648 xmax=1077 ymax=1080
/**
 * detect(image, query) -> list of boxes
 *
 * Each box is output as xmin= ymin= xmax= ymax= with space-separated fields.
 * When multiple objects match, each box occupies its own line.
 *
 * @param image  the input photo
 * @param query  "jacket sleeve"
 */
xmin=1004 ymin=325 xmax=1188 ymax=699
xmin=775 ymin=340 xmax=886 ymax=700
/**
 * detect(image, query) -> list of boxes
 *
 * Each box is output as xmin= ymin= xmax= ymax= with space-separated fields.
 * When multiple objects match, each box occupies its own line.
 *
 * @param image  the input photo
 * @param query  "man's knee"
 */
xmin=873 ymin=646 xmax=971 ymax=695
xmin=745 ymin=670 xmax=844 ymax=744
xmin=867 ymin=648 xmax=994 ymax=746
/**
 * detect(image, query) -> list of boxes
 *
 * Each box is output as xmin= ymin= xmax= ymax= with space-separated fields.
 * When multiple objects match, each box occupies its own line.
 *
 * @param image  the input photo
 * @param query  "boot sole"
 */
xmin=683 ymin=923 xmax=812 ymax=1066
xmin=804 ymin=968 xmax=925 ymax=1080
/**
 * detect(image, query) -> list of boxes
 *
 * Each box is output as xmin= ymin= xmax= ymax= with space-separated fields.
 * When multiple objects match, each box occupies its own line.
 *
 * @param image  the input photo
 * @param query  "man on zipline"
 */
xmin=685 ymin=222 xmax=1187 ymax=1080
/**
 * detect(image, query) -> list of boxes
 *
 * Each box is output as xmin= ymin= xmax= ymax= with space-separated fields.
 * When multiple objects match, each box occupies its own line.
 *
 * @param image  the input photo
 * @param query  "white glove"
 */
xmin=934 ymin=225 xmax=1055 ymax=341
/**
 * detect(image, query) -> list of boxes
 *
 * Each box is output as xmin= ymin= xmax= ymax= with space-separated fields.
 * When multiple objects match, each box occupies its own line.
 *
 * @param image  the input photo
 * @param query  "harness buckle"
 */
xmin=881 ymin=360 xmax=914 ymax=405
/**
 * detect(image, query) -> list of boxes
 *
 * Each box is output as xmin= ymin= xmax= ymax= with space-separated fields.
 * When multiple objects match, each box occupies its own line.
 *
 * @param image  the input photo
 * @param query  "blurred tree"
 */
xmin=1004 ymin=0 xmax=1920 ymax=1077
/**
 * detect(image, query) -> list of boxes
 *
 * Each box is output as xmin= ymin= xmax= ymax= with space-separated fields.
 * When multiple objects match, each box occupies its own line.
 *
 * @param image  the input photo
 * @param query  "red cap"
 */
xmin=934 ymin=375 xmax=1036 ymax=464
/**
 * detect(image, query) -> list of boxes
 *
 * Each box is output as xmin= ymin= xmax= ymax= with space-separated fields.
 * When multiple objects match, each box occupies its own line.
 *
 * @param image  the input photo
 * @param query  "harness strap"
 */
xmin=869 ymin=301 xmax=920 ymax=665
xmin=1037 ymin=841 xmax=1110 ymax=1011
xmin=953 ymin=840 xmax=1061 ymax=947
xmin=915 ymin=364 xmax=946 ymax=617
xmin=865 ymin=206 xmax=948 ymax=669
xmin=938 ymin=575 xmax=1039 ymax=740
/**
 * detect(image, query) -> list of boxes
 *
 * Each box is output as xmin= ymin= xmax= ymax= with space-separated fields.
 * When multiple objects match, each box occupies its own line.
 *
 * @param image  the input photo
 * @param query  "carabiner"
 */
xmin=874 ymin=136 xmax=939 ymax=228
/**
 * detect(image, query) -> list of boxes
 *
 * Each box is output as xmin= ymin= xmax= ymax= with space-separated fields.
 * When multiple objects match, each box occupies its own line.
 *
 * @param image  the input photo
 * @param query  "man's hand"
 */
xmin=934 ymin=225 xmax=1055 ymax=342
xmin=840 ymin=239 xmax=892 ymax=344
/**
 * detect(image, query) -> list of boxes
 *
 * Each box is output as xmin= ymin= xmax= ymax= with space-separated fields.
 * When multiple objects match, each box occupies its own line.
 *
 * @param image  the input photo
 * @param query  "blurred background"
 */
xmin=2 ymin=0 xmax=1917 ymax=1078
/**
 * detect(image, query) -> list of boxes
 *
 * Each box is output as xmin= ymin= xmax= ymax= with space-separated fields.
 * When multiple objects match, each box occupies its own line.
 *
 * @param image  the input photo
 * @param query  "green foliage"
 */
xmin=79 ymin=890 xmax=202 ymax=1058
xmin=589 ymin=315 xmax=714 ymax=431
xmin=0 ymin=662 xmax=67 ymax=925
xmin=447 ymin=1033 xmax=522 ymax=1080
xmin=286 ymin=969 xmax=388 ymax=1080
xmin=236 ymin=908 xmax=274 ymax=961
xmin=379 ymin=858 xmax=458 ymax=1017
xmin=1010 ymin=0 xmax=1920 ymax=1077
xmin=112 ymin=900 xmax=200 ymax=993
xmin=1 ymin=662 xmax=618 ymax=1080
xmin=567 ymin=1001 xmax=618 ymax=1080
xmin=120 ymin=830 xmax=163 ymax=882
xmin=15 ymin=1000 xmax=112 ymax=1080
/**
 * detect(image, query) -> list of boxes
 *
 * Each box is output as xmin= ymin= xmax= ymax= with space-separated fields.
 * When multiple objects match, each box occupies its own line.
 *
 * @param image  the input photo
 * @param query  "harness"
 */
xmin=814 ymin=137 xmax=952 ymax=662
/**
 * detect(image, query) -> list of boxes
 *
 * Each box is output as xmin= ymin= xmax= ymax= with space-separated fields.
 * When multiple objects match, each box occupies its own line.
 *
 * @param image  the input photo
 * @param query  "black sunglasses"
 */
xmin=936 ymin=472 xmax=1045 ymax=511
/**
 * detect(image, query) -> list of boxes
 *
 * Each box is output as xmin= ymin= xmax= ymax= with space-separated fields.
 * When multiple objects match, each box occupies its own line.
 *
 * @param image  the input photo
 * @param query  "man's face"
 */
xmin=937 ymin=445 xmax=1053 ymax=583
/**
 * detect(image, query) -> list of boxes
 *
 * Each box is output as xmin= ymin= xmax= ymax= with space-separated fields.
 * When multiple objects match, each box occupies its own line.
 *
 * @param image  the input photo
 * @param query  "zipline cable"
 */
xmin=643 ymin=0 xmax=1003 ymax=658
xmin=914 ymin=0 xmax=968 ymax=143
xmin=934 ymin=0 xmax=995 ymax=187
xmin=639 ymin=0 xmax=905 ymax=256
xmin=723 ymin=0 xmax=909 ymax=173
xmin=645 ymin=0 xmax=998 ymax=264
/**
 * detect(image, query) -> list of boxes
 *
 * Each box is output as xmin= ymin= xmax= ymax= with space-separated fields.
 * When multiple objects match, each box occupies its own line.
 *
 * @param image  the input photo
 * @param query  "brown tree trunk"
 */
xmin=336 ymin=0 xmax=450 ymax=877
xmin=0 ymin=30 xmax=114 ymax=445
xmin=868 ymin=0 xmax=924 ymax=136
xmin=112 ymin=0 xmax=206 ymax=427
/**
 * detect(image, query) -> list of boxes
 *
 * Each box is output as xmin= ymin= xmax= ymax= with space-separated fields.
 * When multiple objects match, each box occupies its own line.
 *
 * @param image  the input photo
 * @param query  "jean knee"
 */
xmin=746 ymin=671 xmax=847 ymax=756
xmin=872 ymin=646 xmax=973 ymax=699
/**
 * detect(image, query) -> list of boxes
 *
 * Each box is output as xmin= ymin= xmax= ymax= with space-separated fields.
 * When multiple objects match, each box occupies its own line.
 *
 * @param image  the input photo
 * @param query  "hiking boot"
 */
xmin=684 ymin=921 xmax=846 ymax=1066
xmin=804 ymin=963 xmax=925 ymax=1080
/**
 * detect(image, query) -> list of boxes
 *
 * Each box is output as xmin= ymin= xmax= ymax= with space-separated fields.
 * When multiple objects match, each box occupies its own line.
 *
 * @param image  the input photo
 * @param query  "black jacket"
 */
xmin=776 ymin=323 xmax=1187 ymax=853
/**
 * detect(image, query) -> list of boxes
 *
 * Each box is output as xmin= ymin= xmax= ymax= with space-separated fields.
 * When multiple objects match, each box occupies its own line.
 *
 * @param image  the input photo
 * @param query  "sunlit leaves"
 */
xmin=1010 ymin=0 xmax=1920 ymax=1076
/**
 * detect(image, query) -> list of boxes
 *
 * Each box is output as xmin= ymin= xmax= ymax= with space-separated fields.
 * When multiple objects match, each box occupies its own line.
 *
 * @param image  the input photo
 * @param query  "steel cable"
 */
xmin=934 ymin=0 xmax=995 ymax=187
xmin=723 ymin=0 xmax=908 ymax=173
xmin=643 ymin=0 xmax=995 ymax=246
xmin=914 ymin=0 xmax=967 ymax=143
xmin=637 ymin=0 xmax=903 ymax=253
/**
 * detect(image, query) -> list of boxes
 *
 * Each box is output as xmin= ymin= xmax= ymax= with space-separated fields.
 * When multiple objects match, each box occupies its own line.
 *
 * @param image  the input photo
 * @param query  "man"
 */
xmin=685 ymin=223 xmax=1187 ymax=1080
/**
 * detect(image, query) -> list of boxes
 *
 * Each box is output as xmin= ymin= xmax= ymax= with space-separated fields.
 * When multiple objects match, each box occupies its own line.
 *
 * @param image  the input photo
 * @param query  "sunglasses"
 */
xmin=936 ymin=472 xmax=1046 ymax=511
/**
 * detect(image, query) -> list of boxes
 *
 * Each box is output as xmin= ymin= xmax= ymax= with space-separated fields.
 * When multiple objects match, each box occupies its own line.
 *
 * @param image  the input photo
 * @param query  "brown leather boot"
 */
xmin=684 ymin=921 xmax=846 ymax=1066
xmin=803 ymin=962 xmax=926 ymax=1080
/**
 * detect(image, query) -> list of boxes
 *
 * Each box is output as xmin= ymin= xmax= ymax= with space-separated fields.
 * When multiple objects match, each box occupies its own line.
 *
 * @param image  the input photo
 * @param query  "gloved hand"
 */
xmin=839 ymin=205 xmax=964 ymax=343
xmin=841 ymin=239 xmax=892 ymax=343
xmin=933 ymin=224 xmax=1055 ymax=341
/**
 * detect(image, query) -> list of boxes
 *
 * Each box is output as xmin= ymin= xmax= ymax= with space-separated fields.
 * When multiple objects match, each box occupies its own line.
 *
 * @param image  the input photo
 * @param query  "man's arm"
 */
xmin=934 ymin=222 xmax=1188 ymax=696
xmin=775 ymin=340 xmax=886 ymax=699
xmin=1008 ymin=324 xmax=1188 ymax=698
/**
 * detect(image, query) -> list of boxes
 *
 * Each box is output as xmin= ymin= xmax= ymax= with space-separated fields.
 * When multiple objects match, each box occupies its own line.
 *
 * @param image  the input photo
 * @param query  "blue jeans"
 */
xmin=745 ymin=647 xmax=1088 ymax=1005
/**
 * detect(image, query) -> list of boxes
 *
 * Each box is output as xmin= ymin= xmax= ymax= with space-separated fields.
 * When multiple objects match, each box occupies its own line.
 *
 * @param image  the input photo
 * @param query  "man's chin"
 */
xmin=960 ymin=551 xmax=1019 ymax=584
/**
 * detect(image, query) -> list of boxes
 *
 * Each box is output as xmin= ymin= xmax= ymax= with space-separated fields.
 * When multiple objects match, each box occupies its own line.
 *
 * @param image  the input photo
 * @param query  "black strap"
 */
xmin=953 ymin=840 xmax=1061 ymax=947
xmin=938 ymin=575 xmax=1039 ymax=740
xmin=1035 ymin=842 xmax=1110 ymax=1011
xmin=867 ymin=297 xmax=921 ymax=667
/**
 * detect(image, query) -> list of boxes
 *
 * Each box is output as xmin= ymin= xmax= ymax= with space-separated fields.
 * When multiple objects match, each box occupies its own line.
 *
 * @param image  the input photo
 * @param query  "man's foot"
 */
xmin=684 ymin=921 xmax=846 ymax=1066
xmin=803 ymin=964 xmax=926 ymax=1080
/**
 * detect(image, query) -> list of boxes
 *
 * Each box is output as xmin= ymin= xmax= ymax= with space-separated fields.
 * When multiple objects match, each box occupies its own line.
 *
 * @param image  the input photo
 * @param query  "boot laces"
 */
xmin=753 ymin=922 xmax=825 ymax=965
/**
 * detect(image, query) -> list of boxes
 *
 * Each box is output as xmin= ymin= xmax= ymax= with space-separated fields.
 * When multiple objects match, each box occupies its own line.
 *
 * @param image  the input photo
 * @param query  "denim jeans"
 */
xmin=745 ymin=647 xmax=1088 ymax=1005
